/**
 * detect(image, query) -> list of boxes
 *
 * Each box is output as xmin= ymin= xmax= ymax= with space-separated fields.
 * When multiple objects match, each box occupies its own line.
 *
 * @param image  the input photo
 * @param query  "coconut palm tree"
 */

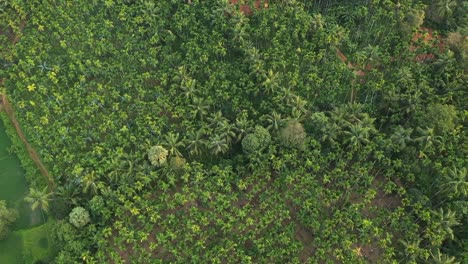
xmin=209 ymin=134 xmax=229 ymax=156
xmin=260 ymin=110 xmax=284 ymax=132
xmin=432 ymin=0 xmax=457 ymax=25
xmin=189 ymin=97 xmax=209 ymax=120
xmin=390 ymin=126 xmax=413 ymax=150
xmin=218 ymin=120 xmax=236 ymax=145
xmin=175 ymin=65 xmax=191 ymax=85
xmin=234 ymin=113 xmax=253 ymax=143
xmin=442 ymin=167 xmax=467 ymax=199
xmin=208 ymin=111 xmax=227 ymax=129
xmin=186 ymin=130 xmax=207 ymax=157
xmin=430 ymin=249 xmax=459 ymax=264
xmin=24 ymin=187 xmax=53 ymax=222
xmin=262 ymin=69 xmax=280 ymax=94
xmin=343 ymin=123 xmax=371 ymax=149
xmin=433 ymin=208 xmax=460 ymax=241
xmin=81 ymin=171 xmax=100 ymax=195
xmin=163 ymin=132 xmax=185 ymax=157
xmin=415 ymin=127 xmax=442 ymax=152
xmin=181 ymin=78 xmax=197 ymax=100
xmin=56 ymin=183 xmax=80 ymax=206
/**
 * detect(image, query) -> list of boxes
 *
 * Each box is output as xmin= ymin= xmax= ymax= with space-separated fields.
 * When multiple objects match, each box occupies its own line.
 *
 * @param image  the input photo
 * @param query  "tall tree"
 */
xmin=442 ymin=167 xmax=468 ymax=199
xmin=209 ymin=134 xmax=229 ymax=156
xmin=24 ymin=187 xmax=53 ymax=222
xmin=186 ymin=130 xmax=207 ymax=157
xmin=163 ymin=132 xmax=185 ymax=157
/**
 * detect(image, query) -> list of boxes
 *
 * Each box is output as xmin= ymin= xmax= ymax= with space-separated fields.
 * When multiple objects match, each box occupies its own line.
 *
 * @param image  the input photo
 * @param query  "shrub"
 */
xmin=279 ymin=120 xmax=307 ymax=150
xmin=148 ymin=145 xmax=169 ymax=167
xmin=242 ymin=126 xmax=271 ymax=154
xmin=0 ymin=200 xmax=18 ymax=240
xmin=69 ymin=207 xmax=90 ymax=228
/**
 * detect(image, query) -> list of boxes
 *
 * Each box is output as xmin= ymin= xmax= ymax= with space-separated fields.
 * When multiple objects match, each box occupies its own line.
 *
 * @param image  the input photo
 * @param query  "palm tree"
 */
xmin=442 ymin=167 xmax=467 ymax=199
xmin=433 ymin=208 xmax=460 ymax=241
xmin=320 ymin=122 xmax=341 ymax=146
xmin=189 ymin=97 xmax=209 ymax=120
xmin=163 ymin=132 xmax=185 ymax=157
xmin=434 ymin=51 xmax=456 ymax=75
xmin=24 ymin=187 xmax=53 ymax=222
xmin=415 ymin=127 xmax=442 ymax=152
xmin=261 ymin=111 xmax=283 ymax=132
xmin=262 ymin=69 xmax=280 ymax=94
xmin=430 ymin=249 xmax=459 ymax=264
xmin=343 ymin=123 xmax=370 ymax=149
xmin=186 ymin=130 xmax=207 ymax=157
xmin=82 ymin=171 xmax=99 ymax=195
xmin=390 ymin=126 xmax=413 ymax=150
xmin=330 ymin=105 xmax=350 ymax=128
xmin=432 ymin=0 xmax=457 ymax=25
xmin=280 ymin=87 xmax=296 ymax=105
xmin=218 ymin=120 xmax=236 ymax=145
xmin=287 ymin=95 xmax=308 ymax=116
xmin=209 ymin=134 xmax=229 ymax=156
xmin=234 ymin=113 xmax=253 ymax=143
xmin=175 ymin=65 xmax=191 ymax=85
xmin=245 ymin=46 xmax=264 ymax=74
xmin=208 ymin=111 xmax=227 ymax=129
xmin=56 ymin=183 xmax=80 ymax=206
xmin=181 ymin=78 xmax=197 ymax=100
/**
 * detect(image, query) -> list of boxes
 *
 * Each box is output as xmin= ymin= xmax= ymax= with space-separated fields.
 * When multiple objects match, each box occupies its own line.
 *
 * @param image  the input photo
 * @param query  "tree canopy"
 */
xmin=0 ymin=0 xmax=466 ymax=263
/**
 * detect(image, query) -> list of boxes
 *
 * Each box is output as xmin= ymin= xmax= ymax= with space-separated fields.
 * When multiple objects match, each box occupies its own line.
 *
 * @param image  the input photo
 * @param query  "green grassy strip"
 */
xmin=16 ymin=220 xmax=55 ymax=264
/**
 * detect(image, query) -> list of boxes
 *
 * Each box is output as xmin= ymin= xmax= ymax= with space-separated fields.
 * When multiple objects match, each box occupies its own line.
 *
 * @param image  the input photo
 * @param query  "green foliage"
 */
xmin=24 ymin=187 xmax=53 ymax=213
xmin=418 ymin=103 xmax=458 ymax=134
xmin=1 ymin=0 xmax=466 ymax=262
xmin=0 ymin=200 xmax=18 ymax=240
xmin=68 ymin=207 xmax=90 ymax=228
xmin=400 ymin=8 xmax=425 ymax=35
xmin=169 ymin=156 xmax=186 ymax=173
xmin=241 ymin=125 xmax=271 ymax=154
xmin=279 ymin=120 xmax=307 ymax=150
xmin=148 ymin=145 xmax=169 ymax=167
xmin=19 ymin=220 xmax=55 ymax=264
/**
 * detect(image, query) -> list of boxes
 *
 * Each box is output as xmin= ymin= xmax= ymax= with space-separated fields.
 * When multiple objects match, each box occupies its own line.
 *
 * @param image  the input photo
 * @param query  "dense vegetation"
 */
xmin=0 ymin=0 xmax=466 ymax=263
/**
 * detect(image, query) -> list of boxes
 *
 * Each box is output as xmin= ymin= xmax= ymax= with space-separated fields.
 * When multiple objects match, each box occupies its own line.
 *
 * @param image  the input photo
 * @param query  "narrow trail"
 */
xmin=0 ymin=94 xmax=55 ymax=189
xmin=0 ymin=20 xmax=55 ymax=190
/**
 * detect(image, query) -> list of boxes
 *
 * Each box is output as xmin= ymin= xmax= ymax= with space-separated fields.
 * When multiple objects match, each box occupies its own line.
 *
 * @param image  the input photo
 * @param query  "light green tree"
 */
xmin=69 ymin=206 xmax=90 ymax=228
xmin=24 ymin=186 xmax=53 ymax=222
xmin=279 ymin=120 xmax=307 ymax=150
xmin=148 ymin=145 xmax=169 ymax=167
xmin=0 ymin=200 xmax=18 ymax=240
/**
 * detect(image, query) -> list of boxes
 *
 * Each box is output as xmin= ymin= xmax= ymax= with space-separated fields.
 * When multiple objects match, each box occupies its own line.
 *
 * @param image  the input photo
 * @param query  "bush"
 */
xmin=148 ymin=145 xmax=169 ymax=167
xmin=0 ymin=200 xmax=18 ymax=240
xmin=170 ymin=156 xmax=186 ymax=173
xmin=69 ymin=207 xmax=90 ymax=228
xmin=279 ymin=120 xmax=307 ymax=150
xmin=242 ymin=126 xmax=271 ymax=154
xmin=419 ymin=103 xmax=458 ymax=134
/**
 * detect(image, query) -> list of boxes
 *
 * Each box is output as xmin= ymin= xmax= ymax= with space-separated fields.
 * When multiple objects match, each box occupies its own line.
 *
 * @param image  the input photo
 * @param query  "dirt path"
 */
xmin=0 ymin=94 xmax=55 ymax=189
xmin=0 ymin=20 xmax=55 ymax=190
